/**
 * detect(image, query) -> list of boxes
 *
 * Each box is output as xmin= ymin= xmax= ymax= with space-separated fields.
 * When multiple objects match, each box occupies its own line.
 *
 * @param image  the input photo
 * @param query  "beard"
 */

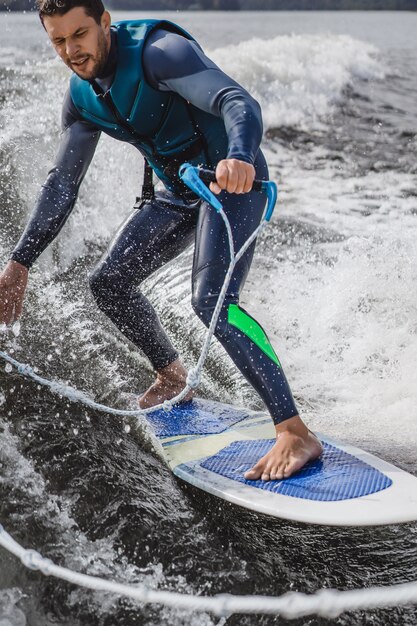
xmin=68 ymin=29 xmax=109 ymax=81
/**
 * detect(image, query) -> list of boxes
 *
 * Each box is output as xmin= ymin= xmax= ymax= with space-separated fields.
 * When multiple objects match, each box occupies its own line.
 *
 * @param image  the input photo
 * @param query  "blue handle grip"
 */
xmin=178 ymin=163 xmax=223 ymax=211
xmin=178 ymin=163 xmax=278 ymax=220
xmin=262 ymin=180 xmax=278 ymax=222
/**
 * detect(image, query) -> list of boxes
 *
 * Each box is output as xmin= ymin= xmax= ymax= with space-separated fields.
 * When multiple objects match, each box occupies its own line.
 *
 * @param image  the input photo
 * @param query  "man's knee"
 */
xmin=191 ymin=293 xmax=229 ymax=336
xmin=89 ymin=263 xmax=118 ymax=306
xmin=192 ymin=294 xmax=211 ymax=327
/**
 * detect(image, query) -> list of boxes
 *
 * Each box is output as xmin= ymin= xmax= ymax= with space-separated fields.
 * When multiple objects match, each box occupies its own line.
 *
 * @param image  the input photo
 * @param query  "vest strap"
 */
xmin=142 ymin=160 xmax=155 ymax=200
xmin=91 ymin=80 xmax=155 ymax=200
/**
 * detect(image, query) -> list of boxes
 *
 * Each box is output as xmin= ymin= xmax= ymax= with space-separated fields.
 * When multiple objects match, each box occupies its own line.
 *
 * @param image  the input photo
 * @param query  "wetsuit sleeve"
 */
xmin=10 ymin=91 xmax=100 ymax=269
xmin=143 ymin=30 xmax=263 ymax=165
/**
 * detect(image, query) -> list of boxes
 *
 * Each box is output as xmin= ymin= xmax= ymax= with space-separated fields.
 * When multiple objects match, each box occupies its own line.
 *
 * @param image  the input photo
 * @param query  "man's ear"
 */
xmin=101 ymin=10 xmax=111 ymax=35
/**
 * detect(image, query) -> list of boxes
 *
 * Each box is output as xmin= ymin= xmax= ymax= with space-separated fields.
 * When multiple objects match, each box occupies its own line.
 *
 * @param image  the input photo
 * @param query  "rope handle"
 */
xmin=178 ymin=163 xmax=278 ymax=221
xmin=196 ymin=166 xmax=265 ymax=192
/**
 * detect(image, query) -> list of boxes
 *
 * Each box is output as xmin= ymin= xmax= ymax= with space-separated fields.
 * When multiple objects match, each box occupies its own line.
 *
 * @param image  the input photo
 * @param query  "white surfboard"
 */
xmin=138 ymin=398 xmax=417 ymax=527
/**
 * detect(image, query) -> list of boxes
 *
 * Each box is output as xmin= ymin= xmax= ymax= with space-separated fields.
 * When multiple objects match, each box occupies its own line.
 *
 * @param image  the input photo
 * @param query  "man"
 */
xmin=0 ymin=0 xmax=322 ymax=481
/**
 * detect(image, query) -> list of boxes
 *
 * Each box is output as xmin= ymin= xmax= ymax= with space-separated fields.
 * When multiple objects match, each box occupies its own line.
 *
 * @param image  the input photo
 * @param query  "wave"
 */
xmin=210 ymin=34 xmax=385 ymax=130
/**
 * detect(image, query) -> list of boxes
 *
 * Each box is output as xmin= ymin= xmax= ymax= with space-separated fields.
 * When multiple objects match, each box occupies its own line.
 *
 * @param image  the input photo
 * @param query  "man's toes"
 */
xmin=275 ymin=466 xmax=285 ymax=480
xmin=261 ymin=471 xmax=270 ymax=481
xmin=283 ymin=458 xmax=304 ymax=478
xmin=269 ymin=465 xmax=280 ymax=480
xmin=244 ymin=466 xmax=263 ymax=480
xmin=244 ymin=454 xmax=269 ymax=480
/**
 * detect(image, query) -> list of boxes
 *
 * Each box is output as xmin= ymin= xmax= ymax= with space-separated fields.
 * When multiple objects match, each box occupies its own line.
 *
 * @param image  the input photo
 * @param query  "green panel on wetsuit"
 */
xmin=227 ymin=304 xmax=281 ymax=367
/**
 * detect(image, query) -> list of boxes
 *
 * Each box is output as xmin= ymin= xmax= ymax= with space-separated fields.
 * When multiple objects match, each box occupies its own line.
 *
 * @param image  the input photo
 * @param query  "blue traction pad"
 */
xmin=199 ymin=439 xmax=392 ymax=501
xmin=147 ymin=399 xmax=250 ymax=437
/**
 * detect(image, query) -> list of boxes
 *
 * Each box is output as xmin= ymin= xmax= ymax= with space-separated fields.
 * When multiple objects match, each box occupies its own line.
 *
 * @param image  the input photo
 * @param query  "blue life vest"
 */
xmin=70 ymin=19 xmax=229 ymax=189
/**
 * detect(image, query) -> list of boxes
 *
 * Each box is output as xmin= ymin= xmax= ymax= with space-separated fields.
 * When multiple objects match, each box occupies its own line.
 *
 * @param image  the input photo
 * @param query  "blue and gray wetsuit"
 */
xmin=11 ymin=20 xmax=298 ymax=424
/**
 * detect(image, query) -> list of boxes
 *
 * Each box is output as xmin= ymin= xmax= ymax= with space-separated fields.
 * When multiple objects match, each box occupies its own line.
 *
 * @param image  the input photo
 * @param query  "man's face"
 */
xmin=43 ymin=7 xmax=111 ymax=80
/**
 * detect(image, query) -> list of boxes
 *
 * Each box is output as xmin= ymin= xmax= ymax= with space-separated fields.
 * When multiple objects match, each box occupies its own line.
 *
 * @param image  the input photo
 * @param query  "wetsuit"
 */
xmin=11 ymin=21 xmax=298 ymax=424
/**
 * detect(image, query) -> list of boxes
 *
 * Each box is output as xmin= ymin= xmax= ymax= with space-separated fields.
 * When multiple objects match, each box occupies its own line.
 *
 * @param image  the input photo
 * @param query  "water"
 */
xmin=0 ymin=9 xmax=417 ymax=625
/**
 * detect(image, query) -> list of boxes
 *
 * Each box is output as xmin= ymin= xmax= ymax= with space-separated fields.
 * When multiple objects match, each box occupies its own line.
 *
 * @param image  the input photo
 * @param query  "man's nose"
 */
xmin=66 ymin=39 xmax=80 ymax=59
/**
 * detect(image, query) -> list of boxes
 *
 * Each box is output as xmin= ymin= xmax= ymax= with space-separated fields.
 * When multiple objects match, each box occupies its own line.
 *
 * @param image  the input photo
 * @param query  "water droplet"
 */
xmin=124 ymin=424 xmax=131 ymax=434
xmin=5 ymin=363 xmax=12 ymax=373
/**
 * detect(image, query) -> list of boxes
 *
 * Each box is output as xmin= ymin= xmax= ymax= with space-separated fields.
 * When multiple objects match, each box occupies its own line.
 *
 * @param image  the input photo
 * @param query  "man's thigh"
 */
xmin=192 ymin=154 xmax=268 ymax=300
xmin=94 ymin=193 xmax=199 ymax=286
xmin=193 ymin=192 xmax=265 ymax=300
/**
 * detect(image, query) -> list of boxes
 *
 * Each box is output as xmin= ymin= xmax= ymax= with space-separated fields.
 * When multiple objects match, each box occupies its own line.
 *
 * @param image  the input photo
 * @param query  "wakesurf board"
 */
xmin=134 ymin=397 xmax=417 ymax=526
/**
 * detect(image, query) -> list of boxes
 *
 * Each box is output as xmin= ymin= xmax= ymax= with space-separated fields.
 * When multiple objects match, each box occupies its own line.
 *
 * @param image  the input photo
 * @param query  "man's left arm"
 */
xmin=143 ymin=30 xmax=263 ymax=194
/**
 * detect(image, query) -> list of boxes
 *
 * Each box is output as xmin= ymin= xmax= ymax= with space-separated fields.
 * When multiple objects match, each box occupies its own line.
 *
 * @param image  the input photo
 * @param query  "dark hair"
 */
xmin=37 ymin=0 xmax=105 ymax=24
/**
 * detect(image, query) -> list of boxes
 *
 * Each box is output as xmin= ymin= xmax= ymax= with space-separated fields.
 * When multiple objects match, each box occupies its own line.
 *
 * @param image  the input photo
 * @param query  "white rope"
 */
xmin=0 ymin=207 xmax=268 ymax=418
xmin=0 ymin=524 xmax=416 ymax=618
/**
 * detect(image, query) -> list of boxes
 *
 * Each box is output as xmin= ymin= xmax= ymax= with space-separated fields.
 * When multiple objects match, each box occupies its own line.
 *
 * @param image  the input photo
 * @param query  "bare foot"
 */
xmin=139 ymin=358 xmax=194 ymax=409
xmin=244 ymin=415 xmax=323 ymax=481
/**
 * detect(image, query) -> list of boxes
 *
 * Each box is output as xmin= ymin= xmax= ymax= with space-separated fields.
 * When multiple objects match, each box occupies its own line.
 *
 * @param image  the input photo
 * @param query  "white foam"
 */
xmin=210 ymin=34 xmax=385 ymax=130
xmin=0 ymin=589 xmax=26 ymax=626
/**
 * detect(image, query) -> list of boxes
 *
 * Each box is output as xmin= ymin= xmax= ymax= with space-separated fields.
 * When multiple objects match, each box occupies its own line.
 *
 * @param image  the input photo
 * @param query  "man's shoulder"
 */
xmin=143 ymin=29 xmax=213 ymax=88
xmin=61 ymin=88 xmax=98 ymax=133
xmin=61 ymin=89 xmax=80 ymax=131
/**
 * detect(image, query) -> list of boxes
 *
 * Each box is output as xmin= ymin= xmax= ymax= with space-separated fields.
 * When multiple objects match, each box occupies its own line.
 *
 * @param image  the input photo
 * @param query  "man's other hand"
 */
xmin=0 ymin=260 xmax=29 ymax=326
xmin=210 ymin=159 xmax=255 ymax=195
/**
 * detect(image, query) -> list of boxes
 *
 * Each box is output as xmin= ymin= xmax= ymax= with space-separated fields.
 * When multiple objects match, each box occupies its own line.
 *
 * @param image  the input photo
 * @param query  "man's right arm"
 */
xmin=0 ymin=93 xmax=100 ymax=324
xmin=11 ymin=95 xmax=100 ymax=268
